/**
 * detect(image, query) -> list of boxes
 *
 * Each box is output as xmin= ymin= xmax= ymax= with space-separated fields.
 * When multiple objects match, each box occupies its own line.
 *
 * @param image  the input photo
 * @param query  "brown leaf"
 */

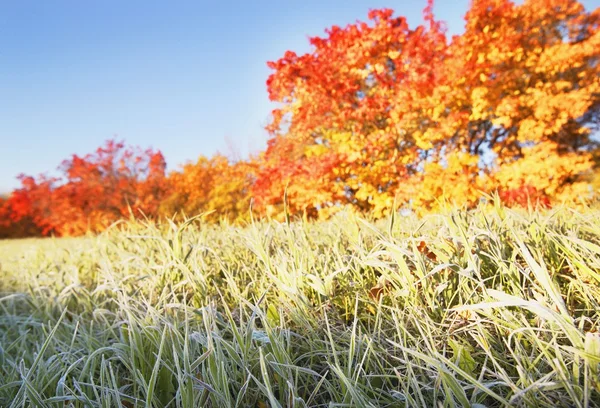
xmin=417 ymin=240 xmax=437 ymax=262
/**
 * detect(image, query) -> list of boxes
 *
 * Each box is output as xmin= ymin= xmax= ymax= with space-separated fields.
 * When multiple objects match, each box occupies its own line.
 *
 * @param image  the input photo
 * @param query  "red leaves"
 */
xmin=498 ymin=185 xmax=552 ymax=209
xmin=0 ymin=195 xmax=42 ymax=238
xmin=2 ymin=139 xmax=169 ymax=237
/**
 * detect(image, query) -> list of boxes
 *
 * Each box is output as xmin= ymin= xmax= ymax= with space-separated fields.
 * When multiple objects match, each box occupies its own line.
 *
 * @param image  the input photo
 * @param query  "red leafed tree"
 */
xmin=0 ymin=193 xmax=42 ymax=238
xmin=256 ymin=3 xmax=451 ymax=218
xmin=1 ymin=175 xmax=53 ymax=236
xmin=6 ymin=139 xmax=169 ymax=236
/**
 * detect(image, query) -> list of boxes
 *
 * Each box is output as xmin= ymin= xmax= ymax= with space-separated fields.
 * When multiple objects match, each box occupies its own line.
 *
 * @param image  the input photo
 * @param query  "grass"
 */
xmin=0 ymin=204 xmax=599 ymax=407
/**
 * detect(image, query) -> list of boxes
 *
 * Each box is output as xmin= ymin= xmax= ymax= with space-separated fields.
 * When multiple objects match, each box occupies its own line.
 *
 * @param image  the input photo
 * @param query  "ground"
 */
xmin=0 ymin=206 xmax=599 ymax=407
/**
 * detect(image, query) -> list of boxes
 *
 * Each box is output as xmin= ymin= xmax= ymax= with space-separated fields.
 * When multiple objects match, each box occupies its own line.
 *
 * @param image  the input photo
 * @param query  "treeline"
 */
xmin=2 ymin=0 xmax=600 ymax=238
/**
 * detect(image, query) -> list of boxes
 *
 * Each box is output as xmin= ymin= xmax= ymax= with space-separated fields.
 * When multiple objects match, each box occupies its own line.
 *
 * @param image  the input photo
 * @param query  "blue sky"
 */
xmin=0 ymin=0 xmax=598 ymax=193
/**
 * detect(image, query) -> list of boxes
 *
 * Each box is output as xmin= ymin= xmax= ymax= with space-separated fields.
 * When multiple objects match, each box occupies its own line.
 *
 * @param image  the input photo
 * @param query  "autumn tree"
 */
xmin=160 ymin=154 xmax=255 ymax=223
xmin=0 ymin=194 xmax=42 ymax=238
xmin=447 ymin=0 xmax=600 ymax=204
xmin=257 ymin=4 xmax=448 ymax=218
xmin=7 ymin=139 xmax=168 ymax=236
xmin=260 ymin=0 xmax=600 ymax=217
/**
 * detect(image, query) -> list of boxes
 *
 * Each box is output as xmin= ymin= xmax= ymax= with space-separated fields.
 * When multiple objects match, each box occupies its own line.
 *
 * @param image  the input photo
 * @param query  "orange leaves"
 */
xmin=413 ymin=152 xmax=485 ymax=215
xmin=417 ymin=240 xmax=438 ymax=262
xmin=251 ymin=132 xmax=343 ymax=220
xmin=160 ymin=154 xmax=256 ymax=224
xmin=261 ymin=0 xmax=600 ymax=217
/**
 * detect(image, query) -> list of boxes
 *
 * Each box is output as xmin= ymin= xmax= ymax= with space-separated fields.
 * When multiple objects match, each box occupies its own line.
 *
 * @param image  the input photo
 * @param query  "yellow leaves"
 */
xmin=414 ymin=131 xmax=434 ymax=150
xmin=316 ymin=204 xmax=346 ymax=220
xmin=470 ymin=87 xmax=490 ymax=121
xmin=485 ymin=47 xmax=503 ymax=63
xmin=493 ymin=97 xmax=520 ymax=128
xmin=516 ymin=118 xmax=545 ymax=143
xmin=555 ymin=182 xmax=592 ymax=204
xmin=354 ymin=184 xmax=374 ymax=203
xmin=412 ymin=152 xmax=483 ymax=215
xmin=355 ymin=67 xmax=370 ymax=79
xmin=492 ymin=116 xmax=512 ymax=128
xmin=493 ymin=141 xmax=593 ymax=199
xmin=514 ymin=48 xmax=524 ymax=62
xmin=389 ymin=109 xmax=401 ymax=125
xmin=305 ymin=144 xmax=329 ymax=158
xmin=370 ymin=194 xmax=395 ymax=219
xmin=431 ymin=104 xmax=446 ymax=120
xmin=388 ymin=50 xmax=400 ymax=60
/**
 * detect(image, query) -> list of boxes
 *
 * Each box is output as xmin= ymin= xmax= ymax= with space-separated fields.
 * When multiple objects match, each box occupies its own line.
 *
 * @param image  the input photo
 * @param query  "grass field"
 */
xmin=1 ymin=205 xmax=599 ymax=407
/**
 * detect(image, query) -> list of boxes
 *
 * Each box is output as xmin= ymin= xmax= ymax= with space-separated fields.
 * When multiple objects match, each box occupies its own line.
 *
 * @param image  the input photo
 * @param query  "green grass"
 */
xmin=0 ymin=205 xmax=599 ymax=407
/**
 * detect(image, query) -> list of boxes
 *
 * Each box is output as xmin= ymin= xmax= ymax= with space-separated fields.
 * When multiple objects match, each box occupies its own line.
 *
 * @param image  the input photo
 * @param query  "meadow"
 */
xmin=1 ymin=204 xmax=599 ymax=407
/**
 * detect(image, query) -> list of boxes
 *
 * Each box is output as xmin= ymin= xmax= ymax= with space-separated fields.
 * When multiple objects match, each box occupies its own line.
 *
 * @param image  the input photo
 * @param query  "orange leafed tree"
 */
xmin=448 ymin=0 xmax=599 ymax=204
xmin=259 ymin=0 xmax=600 ymax=217
xmin=160 ymin=154 xmax=255 ymax=223
xmin=252 ymin=133 xmax=343 ymax=219
xmin=257 ymin=4 xmax=449 ymax=218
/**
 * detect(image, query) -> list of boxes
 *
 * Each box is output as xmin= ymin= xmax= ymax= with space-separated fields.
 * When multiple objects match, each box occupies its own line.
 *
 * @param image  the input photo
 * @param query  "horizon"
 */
xmin=1 ymin=0 xmax=599 ymax=194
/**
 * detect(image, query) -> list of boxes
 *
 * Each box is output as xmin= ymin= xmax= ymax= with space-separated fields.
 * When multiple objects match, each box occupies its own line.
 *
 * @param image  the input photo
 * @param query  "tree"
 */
xmin=7 ymin=139 xmax=168 ymax=236
xmin=261 ymin=0 xmax=600 ymax=217
xmin=447 ymin=0 xmax=599 ymax=203
xmin=160 ymin=154 xmax=255 ymax=223
xmin=0 ymin=194 xmax=41 ymax=238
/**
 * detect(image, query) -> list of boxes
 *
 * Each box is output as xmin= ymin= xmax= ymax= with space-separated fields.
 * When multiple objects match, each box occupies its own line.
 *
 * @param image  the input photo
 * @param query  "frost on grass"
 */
xmin=0 ymin=205 xmax=599 ymax=407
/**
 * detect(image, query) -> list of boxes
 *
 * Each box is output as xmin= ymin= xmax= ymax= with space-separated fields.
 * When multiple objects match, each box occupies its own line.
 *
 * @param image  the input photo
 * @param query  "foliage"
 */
xmin=159 ymin=154 xmax=256 ymax=223
xmin=0 ymin=196 xmax=41 ymax=238
xmin=1 ymin=206 xmax=599 ymax=406
xmin=1 ymin=0 xmax=599 ymax=236
xmin=259 ymin=0 xmax=600 ymax=218
xmin=3 ymin=140 xmax=168 ymax=236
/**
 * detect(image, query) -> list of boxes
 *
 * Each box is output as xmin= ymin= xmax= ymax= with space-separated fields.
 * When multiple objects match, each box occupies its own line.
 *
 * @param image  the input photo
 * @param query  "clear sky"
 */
xmin=1 ymin=0 xmax=598 ymax=193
